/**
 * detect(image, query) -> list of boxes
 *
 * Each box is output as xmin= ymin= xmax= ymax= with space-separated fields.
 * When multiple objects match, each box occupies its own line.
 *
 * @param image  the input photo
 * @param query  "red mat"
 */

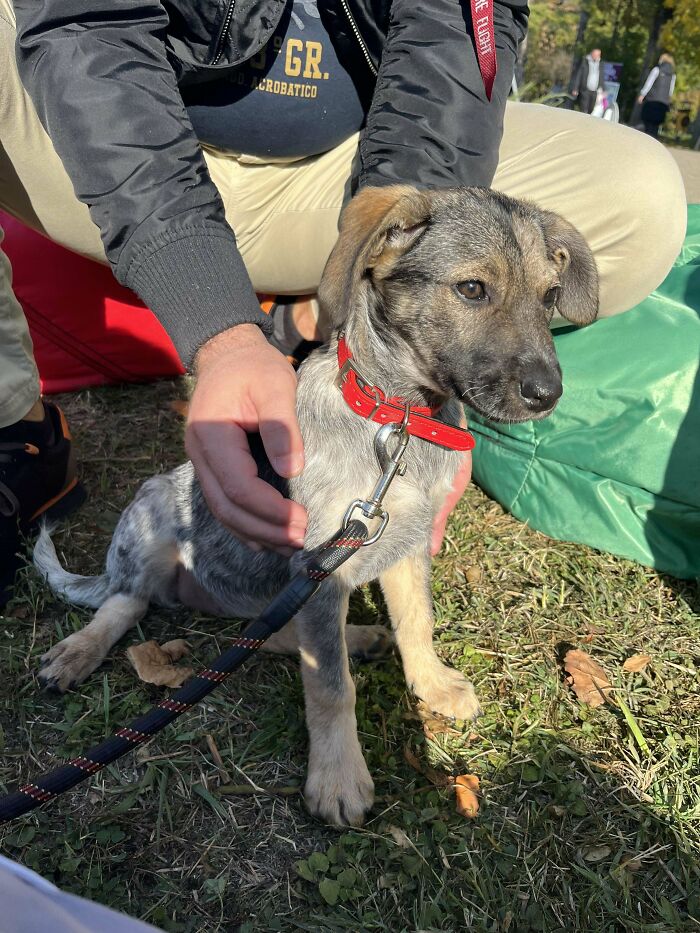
xmin=1 ymin=212 xmax=185 ymax=393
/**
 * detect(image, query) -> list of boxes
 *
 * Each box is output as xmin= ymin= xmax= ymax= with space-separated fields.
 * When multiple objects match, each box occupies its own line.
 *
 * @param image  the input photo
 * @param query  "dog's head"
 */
xmin=318 ymin=185 xmax=598 ymax=422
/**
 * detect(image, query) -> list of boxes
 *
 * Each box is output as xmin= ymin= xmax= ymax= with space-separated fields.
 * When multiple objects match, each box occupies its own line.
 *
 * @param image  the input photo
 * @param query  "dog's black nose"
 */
xmin=519 ymin=367 xmax=562 ymax=412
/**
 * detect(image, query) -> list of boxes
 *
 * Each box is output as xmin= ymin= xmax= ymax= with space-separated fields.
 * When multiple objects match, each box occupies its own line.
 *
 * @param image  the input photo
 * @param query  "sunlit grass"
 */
xmin=1 ymin=378 xmax=698 ymax=931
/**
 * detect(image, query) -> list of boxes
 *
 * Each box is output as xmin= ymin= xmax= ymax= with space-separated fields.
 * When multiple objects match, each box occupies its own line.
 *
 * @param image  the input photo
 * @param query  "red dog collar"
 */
xmin=336 ymin=335 xmax=475 ymax=452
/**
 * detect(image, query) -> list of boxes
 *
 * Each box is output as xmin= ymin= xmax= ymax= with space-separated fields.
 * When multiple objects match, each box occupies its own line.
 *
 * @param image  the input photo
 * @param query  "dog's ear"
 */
xmin=318 ymin=185 xmax=431 ymax=329
xmin=539 ymin=210 xmax=599 ymax=326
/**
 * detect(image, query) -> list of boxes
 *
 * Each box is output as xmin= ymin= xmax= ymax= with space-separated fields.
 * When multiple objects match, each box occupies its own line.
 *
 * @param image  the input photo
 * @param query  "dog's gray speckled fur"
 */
xmin=34 ymin=186 xmax=598 ymax=826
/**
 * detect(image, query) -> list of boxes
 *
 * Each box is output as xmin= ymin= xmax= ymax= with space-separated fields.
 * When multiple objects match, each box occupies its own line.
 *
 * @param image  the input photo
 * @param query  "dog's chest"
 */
xmin=290 ymin=426 xmax=459 ymax=587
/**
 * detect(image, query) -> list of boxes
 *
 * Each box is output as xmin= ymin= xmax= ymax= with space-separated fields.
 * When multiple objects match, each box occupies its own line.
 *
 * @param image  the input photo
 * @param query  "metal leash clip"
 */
xmin=342 ymin=402 xmax=411 ymax=546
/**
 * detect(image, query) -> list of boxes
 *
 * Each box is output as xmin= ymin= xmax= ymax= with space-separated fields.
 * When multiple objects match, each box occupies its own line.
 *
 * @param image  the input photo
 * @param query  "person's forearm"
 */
xmin=639 ymin=67 xmax=659 ymax=98
xmin=127 ymin=232 xmax=272 ymax=368
xmin=13 ymin=0 xmax=272 ymax=367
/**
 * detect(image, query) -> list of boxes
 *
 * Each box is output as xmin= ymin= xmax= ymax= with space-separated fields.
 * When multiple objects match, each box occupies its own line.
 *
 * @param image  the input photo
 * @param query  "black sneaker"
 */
xmin=0 ymin=402 xmax=86 ymax=607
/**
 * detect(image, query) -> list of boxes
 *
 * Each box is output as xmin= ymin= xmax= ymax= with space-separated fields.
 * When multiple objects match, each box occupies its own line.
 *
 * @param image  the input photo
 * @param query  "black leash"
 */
xmin=0 ymin=416 xmax=413 ymax=825
xmin=0 ymin=520 xmax=368 ymax=824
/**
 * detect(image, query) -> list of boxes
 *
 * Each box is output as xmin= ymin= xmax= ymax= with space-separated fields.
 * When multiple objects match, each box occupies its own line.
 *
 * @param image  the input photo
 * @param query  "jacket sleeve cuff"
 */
xmin=123 ymin=232 xmax=272 ymax=369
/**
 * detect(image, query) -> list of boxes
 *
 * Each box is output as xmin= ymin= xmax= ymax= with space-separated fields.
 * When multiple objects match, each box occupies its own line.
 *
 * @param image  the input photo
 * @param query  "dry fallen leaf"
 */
xmin=454 ymin=774 xmax=480 ymax=819
xmin=622 ymin=653 xmax=652 ymax=673
xmin=168 ymin=399 xmax=189 ymax=418
xmin=580 ymin=624 xmax=605 ymax=644
xmin=387 ymin=825 xmax=412 ymax=848
xmin=464 ymin=566 xmax=482 ymax=585
xmin=563 ymin=648 xmax=612 ymax=707
xmin=620 ymin=855 xmax=644 ymax=873
xmin=581 ymin=844 xmax=611 ymax=863
xmin=205 ymin=733 xmax=232 ymax=784
xmin=402 ymin=743 xmax=453 ymax=787
xmin=5 ymin=604 xmax=29 ymax=619
xmin=403 ymin=743 xmax=423 ymax=775
xmin=126 ymin=639 xmax=193 ymax=688
xmin=416 ymin=701 xmax=461 ymax=740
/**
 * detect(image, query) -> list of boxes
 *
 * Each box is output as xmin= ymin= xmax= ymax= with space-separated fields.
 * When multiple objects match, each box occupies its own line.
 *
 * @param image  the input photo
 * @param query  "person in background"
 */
xmin=571 ymin=48 xmax=605 ymax=115
xmin=638 ymin=53 xmax=677 ymax=139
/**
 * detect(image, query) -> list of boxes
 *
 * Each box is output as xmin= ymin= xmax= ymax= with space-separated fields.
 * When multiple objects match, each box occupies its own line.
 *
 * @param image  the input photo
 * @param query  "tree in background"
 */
xmin=568 ymin=1 xmax=592 ymax=91
xmin=657 ymin=0 xmax=700 ymax=140
xmin=524 ymin=0 xmax=700 ymax=127
xmin=661 ymin=0 xmax=700 ymax=73
xmin=523 ymin=1 xmax=580 ymax=97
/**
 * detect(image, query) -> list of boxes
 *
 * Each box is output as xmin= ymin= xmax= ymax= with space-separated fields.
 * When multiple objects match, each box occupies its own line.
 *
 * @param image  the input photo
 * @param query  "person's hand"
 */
xmin=431 ymin=451 xmax=472 ymax=555
xmin=186 ymin=323 xmax=307 ymax=555
xmin=637 ymin=94 xmax=644 ymax=104
xmin=572 ymin=89 xmax=579 ymax=97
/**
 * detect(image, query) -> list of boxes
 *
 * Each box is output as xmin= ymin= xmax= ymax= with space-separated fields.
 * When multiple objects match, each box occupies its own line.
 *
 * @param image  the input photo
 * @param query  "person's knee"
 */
xmin=597 ymin=129 xmax=686 ymax=316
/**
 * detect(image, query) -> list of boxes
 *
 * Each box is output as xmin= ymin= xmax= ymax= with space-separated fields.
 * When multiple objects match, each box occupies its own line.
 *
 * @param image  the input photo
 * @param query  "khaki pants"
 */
xmin=0 ymin=0 xmax=687 ymax=428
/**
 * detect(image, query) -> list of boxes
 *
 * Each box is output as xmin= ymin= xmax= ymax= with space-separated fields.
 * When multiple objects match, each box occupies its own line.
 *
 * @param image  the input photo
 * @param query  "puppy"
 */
xmin=34 ymin=186 xmax=598 ymax=826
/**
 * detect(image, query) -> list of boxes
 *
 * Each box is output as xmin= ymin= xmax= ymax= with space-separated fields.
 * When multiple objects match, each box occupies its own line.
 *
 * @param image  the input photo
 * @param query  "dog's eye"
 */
xmin=543 ymin=286 xmax=560 ymax=309
xmin=456 ymin=280 xmax=487 ymax=301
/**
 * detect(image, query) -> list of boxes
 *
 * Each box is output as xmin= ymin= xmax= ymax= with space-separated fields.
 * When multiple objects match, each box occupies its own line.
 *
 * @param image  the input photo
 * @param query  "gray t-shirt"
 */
xmin=185 ymin=0 xmax=365 ymax=159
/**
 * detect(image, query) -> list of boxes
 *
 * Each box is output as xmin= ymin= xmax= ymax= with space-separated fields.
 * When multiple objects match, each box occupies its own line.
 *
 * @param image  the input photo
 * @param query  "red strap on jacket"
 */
xmin=470 ymin=0 xmax=497 ymax=100
xmin=337 ymin=336 xmax=475 ymax=452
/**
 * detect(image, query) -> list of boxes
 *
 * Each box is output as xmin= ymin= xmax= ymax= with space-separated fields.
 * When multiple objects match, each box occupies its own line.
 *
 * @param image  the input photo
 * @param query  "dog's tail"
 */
xmin=33 ymin=525 xmax=111 ymax=608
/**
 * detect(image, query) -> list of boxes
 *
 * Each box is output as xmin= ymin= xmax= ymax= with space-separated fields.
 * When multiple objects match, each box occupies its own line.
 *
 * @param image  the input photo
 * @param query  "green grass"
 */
xmin=1 ymin=378 xmax=699 ymax=932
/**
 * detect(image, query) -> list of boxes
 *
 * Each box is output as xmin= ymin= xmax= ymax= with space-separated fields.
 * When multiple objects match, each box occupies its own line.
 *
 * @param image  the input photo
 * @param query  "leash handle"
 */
xmin=0 ymin=520 xmax=369 ymax=824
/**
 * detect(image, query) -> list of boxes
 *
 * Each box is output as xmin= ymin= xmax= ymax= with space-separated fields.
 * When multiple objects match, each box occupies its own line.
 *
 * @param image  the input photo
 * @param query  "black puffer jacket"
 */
xmin=13 ymin=0 xmax=528 ymax=366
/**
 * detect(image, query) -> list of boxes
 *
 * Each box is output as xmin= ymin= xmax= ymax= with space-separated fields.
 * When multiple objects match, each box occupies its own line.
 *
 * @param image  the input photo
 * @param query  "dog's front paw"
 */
xmin=305 ymin=741 xmax=374 ymax=827
xmin=345 ymin=624 xmax=394 ymax=661
xmin=38 ymin=634 xmax=105 ymax=693
xmin=413 ymin=663 xmax=482 ymax=721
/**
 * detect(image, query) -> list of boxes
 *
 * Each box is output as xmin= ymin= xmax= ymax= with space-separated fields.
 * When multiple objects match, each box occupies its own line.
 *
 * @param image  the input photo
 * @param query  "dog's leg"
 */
xmin=38 ymin=593 xmax=147 ymax=693
xmin=380 ymin=552 xmax=482 ymax=721
xmin=177 ymin=564 xmax=393 ymax=661
xmin=262 ymin=619 xmax=393 ymax=661
xmin=295 ymin=581 xmax=374 ymax=826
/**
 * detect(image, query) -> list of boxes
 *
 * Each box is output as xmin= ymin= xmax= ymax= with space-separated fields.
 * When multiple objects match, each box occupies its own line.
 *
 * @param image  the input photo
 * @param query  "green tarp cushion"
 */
xmin=468 ymin=205 xmax=700 ymax=580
